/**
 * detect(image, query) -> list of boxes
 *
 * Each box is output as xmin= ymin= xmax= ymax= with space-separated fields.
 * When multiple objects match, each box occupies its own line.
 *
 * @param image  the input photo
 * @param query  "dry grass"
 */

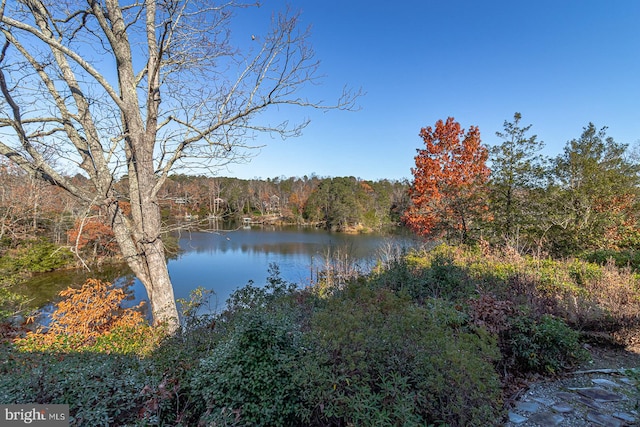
xmin=445 ymin=244 xmax=640 ymax=346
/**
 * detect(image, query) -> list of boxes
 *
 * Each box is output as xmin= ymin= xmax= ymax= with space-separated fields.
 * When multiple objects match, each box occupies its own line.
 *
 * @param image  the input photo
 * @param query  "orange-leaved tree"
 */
xmin=67 ymin=202 xmax=131 ymax=260
xmin=403 ymin=117 xmax=490 ymax=243
xmin=15 ymin=278 xmax=160 ymax=355
xmin=67 ymin=217 xmax=118 ymax=258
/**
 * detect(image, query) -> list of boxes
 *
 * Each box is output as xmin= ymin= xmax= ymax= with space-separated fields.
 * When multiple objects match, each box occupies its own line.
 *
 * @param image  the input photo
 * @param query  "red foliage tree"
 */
xmin=67 ymin=202 xmax=130 ymax=259
xmin=403 ymin=117 xmax=490 ymax=243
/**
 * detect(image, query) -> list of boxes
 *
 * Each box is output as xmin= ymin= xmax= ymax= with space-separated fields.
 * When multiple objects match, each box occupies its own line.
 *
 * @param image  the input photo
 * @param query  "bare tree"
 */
xmin=0 ymin=0 xmax=356 ymax=331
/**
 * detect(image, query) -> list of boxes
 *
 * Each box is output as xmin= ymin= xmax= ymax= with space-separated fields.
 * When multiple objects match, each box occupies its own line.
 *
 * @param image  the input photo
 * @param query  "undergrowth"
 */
xmin=14 ymin=278 xmax=163 ymax=356
xmin=1 ymin=244 xmax=639 ymax=426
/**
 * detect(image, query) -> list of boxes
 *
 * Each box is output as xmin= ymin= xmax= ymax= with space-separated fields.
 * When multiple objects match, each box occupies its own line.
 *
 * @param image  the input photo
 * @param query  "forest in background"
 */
xmin=2 ymin=114 xmax=640 ymax=268
xmin=156 ymin=174 xmax=409 ymax=233
xmin=0 ymin=166 xmax=409 ymax=263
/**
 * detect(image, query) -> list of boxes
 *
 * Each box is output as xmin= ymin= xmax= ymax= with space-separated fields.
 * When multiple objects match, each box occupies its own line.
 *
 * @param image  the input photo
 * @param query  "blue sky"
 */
xmin=224 ymin=1 xmax=640 ymax=181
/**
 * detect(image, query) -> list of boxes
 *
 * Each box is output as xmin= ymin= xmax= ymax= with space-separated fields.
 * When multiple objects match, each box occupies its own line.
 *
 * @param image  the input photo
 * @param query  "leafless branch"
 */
xmin=0 ymin=0 xmax=359 ymax=328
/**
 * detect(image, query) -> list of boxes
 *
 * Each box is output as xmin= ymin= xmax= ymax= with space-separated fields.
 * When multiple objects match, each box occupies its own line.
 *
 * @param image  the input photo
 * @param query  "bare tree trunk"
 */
xmin=0 ymin=0 xmax=357 ymax=334
xmin=134 ymin=240 xmax=178 ymax=331
xmin=109 ymin=200 xmax=179 ymax=331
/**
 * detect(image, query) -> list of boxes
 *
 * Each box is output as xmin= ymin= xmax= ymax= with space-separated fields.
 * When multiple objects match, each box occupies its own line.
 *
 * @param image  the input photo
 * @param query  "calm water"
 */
xmin=20 ymin=226 xmax=417 ymax=315
xmin=144 ymin=226 xmax=416 ymax=310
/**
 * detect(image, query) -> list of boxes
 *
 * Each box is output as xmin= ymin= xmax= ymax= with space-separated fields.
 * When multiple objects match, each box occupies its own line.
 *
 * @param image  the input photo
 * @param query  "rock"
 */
xmin=516 ymin=401 xmax=540 ymax=413
xmin=532 ymin=397 xmax=555 ymax=406
xmin=619 ymin=377 xmax=636 ymax=386
xmin=573 ymin=387 xmax=625 ymax=402
xmin=576 ymin=395 xmax=603 ymax=409
xmin=527 ymin=412 xmax=564 ymax=426
xmin=551 ymin=403 xmax=574 ymax=413
xmin=612 ymin=411 xmax=637 ymax=423
xmin=586 ymin=410 xmax=624 ymax=427
xmin=555 ymin=392 xmax=576 ymax=401
xmin=508 ymin=412 xmax=528 ymax=424
xmin=503 ymin=348 xmax=640 ymax=426
xmin=591 ymin=378 xmax=622 ymax=388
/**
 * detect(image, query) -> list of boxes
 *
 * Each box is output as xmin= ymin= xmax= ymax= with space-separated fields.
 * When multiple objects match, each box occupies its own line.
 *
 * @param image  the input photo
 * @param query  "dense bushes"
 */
xmin=421 ymin=244 xmax=640 ymax=345
xmin=580 ymin=248 xmax=640 ymax=271
xmin=298 ymin=285 xmax=503 ymax=426
xmin=0 ymin=350 xmax=145 ymax=425
xmin=504 ymin=314 xmax=588 ymax=374
xmin=0 ymin=239 xmax=73 ymax=275
xmin=372 ymin=248 xmax=476 ymax=303
xmin=187 ymin=277 xmax=505 ymax=426
xmin=192 ymin=311 xmax=303 ymax=426
xmin=2 ymin=244 xmax=640 ymax=426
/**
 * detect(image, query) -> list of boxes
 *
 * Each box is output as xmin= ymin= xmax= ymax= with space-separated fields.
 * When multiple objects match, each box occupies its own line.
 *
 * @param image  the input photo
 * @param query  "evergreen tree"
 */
xmin=488 ymin=113 xmax=547 ymax=248
xmin=548 ymin=123 xmax=640 ymax=254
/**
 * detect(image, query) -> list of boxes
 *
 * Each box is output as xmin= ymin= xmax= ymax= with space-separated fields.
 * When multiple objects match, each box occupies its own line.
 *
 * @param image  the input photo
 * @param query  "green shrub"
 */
xmin=372 ymin=250 xmax=477 ymax=303
xmin=144 ymin=267 xmax=306 ymax=426
xmin=191 ymin=310 xmax=303 ymax=426
xmin=0 ymin=240 xmax=73 ymax=274
xmin=369 ymin=253 xmax=428 ymax=296
xmin=427 ymin=252 xmax=477 ymax=301
xmin=223 ymin=263 xmax=298 ymax=315
xmin=0 ymin=348 xmax=145 ymax=426
xmin=298 ymin=284 xmax=504 ymax=426
xmin=504 ymin=314 xmax=589 ymax=374
xmin=580 ymin=249 xmax=640 ymax=271
xmin=0 ymin=287 xmax=30 ymax=322
xmin=567 ymin=258 xmax=603 ymax=287
xmin=141 ymin=322 xmax=222 ymax=426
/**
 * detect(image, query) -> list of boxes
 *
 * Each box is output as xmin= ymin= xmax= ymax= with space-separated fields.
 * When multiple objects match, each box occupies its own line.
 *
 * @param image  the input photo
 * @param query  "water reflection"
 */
xmin=13 ymin=263 xmax=135 ymax=309
xmin=18 ymin=226 xmax=416 ymax=315
xmin=164 ymin=226 xmax=414 ymax=309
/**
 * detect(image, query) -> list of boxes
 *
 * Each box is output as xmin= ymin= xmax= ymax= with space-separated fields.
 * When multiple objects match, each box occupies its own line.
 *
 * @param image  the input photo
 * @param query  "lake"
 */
xmin=146 ymin=226 xmax=417 ymax=312
xmin=20 ymin=226 xmax=418 ymax=316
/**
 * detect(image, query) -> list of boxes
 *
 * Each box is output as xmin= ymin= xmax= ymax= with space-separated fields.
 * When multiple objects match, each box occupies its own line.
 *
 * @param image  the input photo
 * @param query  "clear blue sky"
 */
xmin=225 ymin=1 xmax=640 ymax=181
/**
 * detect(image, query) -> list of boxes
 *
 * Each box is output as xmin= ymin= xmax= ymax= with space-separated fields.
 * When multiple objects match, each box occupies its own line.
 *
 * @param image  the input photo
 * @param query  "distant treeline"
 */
xmin=157 ymin=174 xmax=410 ymax=232
xmin=0 ymin=163 xmax=409 ymax=250
xmin=2 ymin=114 xmax=640 ymax=263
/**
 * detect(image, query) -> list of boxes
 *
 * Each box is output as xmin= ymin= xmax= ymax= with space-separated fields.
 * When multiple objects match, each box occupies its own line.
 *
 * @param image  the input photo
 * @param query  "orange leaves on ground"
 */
xmin=16 ymin=279 xmax=148 ymax=351
xmin=403 ymin=117 xmax=490 ymax=241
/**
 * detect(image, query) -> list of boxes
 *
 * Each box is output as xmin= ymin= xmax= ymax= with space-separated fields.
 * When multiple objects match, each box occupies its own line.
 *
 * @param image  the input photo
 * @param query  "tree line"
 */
xmin=160 ymin=174 xmax=409 ymax=231
xmin=404 ymin=113 xmax=640 ymax=258
xmin=0 ymin=164 xmax=408 ymax=256
xmin=3 ymin=113 xmax=638 ymax=263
